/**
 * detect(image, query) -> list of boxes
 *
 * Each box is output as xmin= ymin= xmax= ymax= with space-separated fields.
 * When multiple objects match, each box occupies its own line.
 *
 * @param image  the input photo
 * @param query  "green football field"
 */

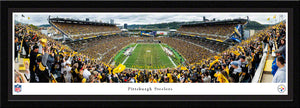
xmin=122 ymin=43 xmax=176 ymax=69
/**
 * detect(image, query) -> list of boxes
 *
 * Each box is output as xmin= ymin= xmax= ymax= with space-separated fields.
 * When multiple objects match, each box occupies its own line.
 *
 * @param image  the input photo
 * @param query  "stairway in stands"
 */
xmin=48 ymin=20 xmax=73 ymax=41
xmin=17 ymin=57 xmax=29 ymax=73
xmin=260 ymin=49 xmax=275 ymax=83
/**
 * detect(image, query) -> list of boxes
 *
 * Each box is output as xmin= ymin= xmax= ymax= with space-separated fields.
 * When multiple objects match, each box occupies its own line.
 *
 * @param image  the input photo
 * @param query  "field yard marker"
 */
xmin=159 ymin=44 xmax=177 ymax=68
xmin=122 ymin=43 xmax=138 ymax=65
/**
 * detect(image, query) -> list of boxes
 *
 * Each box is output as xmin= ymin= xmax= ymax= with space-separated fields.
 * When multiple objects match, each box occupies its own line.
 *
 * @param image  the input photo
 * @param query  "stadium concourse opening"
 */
xmin=14 ymin=15 xmax=286 ymax=83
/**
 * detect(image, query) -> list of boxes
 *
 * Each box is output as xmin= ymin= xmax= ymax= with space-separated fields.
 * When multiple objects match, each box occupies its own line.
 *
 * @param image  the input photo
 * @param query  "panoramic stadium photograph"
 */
xmin=13 ymin=12 xmax=287 ymax=84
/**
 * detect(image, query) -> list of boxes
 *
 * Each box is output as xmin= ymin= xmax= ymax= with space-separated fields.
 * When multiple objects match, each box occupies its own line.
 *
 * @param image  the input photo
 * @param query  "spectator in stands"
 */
xmin=129 ymin=74 xmax=136 ymax=83
xmin=70 ymin=63 xmax=79 ymax=82
xmin=89 ymin=75 xmax=95 ymax=83
xmin=15 ymin=37 xmax=19 ymax=62
xmin=35 ymin=52 xmax=50 ymax=83
xmin=46 ymin=51 xmax=55 ymax=73
xmin=23 ymin=37 xmax=30 ymax=58
xmin=251 ymin=50 xmax=260 ymax=70
xmin=29 ymin=45 xmax=39 ymax=82
xmin=263 ymin=34 xmax=269 ymax=49
xmin=100 ymin=72 xmax=109 ymax=83
xmin=272 ymin=56 xmax=286 ymax=83
xmin=271 ymin=50 xmax=282 ymax=76
xmin=52 ymin=55 xmax=62 ymax=81
xmin=112 ymin=73 xmax=120 ymax=83
xmin=277 ymin=39 xmax=286 ymax=59
xmin=268 ymin=33 xmax=275 ymax=52
xmin=63 ymin=61 xmax=72 ymax=83
xmin=163 ymin=75 xmax=169 ymax=83
xmin=229 ymin=61 xmax=241 ymax=82
xmin=14 ymin=71 xmax=28 ymax=83
xmin=82 ymin=64 xmax=91 ymax=82
xmin=202 ymin=72 xmax=211 ymax=83
xmin=276 ymin=33 xmax=283 ymax=49
xmin=245 ymin=53 xmax=254 ymax=78
xmin=22 ymin=61 xmax=30 ymax=82
xmin=239 ymin=56 xmax=250 ymax=82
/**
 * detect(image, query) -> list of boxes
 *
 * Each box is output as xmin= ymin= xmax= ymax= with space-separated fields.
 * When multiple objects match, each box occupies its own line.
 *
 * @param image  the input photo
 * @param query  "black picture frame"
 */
xmin=1 ymin=1 xmax=299 ymax=107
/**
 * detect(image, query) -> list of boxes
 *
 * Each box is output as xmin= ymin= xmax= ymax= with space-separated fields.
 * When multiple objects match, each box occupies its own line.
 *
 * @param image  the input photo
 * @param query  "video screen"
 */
xmin=12 ymin=12 xmax=288 ymax=95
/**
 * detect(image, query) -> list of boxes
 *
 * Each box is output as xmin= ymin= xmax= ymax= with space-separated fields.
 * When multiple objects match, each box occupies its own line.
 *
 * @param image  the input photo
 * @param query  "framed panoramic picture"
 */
xmin=1 ymin=1 xmax=298 ymax=107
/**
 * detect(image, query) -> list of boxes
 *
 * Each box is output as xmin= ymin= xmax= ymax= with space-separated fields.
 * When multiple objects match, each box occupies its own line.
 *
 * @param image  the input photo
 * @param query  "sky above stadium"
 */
xmin=14 ymin=12 xmax=287 ymax=26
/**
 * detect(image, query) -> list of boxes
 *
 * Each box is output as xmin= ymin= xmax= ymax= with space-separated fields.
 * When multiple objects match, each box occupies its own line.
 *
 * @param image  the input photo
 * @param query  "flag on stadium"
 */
xmin=191 ymin=65 xmax=195 ymax=70
xmin=51 ymin=73 xmax=57 ymax=83
xmin=267 ymin=17 xmax=270 ymax=21
xmin=97 ymin=74 xmax=102 ymax=79
xmin=32 ymin=34 xmax=37 ymax=40
xmin=224 ymin=67 xmax=229 ymax=75
xmin=54 ymin=50 xmax=58 ymax=55
xmin=28 ymin=17 xmax=30 ymax=20
xmin=233 ymin=50 xmax=240 ymax=56
xmin=234 ymin=24 xmax=243 ymax=37
xmin=64 ymin=51 xmax=71 ymax=55
xmin=214 ymin=56 xmax=220 ymax=60
xmin=231 ymin=37 xmax=241 ymax=43
xmin=82 ymin=78 xmax=86 ymax=83
xmin=177 ymin=74 xmax=181 ymax=79
xmin=279 ymin=22 xmax=283 ymax=25
xmin=273 ymin=15 xmax=276 ymax=19
xmin=180 ymin=66 xmax=187 ymax=70
xmin=209 ymin=59 xmax=219 ymax=69
xmin=113 ymin=64 xmax=126 ymax=74
xmin=40 ymin=39 xmax=47 ymax=47
xmin=217 ymin=73 xmax=229 ymax=83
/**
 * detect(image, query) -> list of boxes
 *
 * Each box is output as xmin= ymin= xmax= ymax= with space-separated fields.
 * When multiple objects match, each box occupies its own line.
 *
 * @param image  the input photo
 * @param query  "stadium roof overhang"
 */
xmin=169 ymin=29 xmax=177 ymax=32
xmin=180 ymin=34 xmax=232 ymax=45
xmin=121 ymin=29 xmax=128 ymax=32
xmin=49 ymin=18 xmax=116 ymax=26
xmin=180 ymin=19 xmax=247 ymax=27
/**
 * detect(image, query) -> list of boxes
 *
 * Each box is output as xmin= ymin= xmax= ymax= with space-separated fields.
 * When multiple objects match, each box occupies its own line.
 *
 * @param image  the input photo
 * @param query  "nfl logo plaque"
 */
xmin=14 ymin=84 xmax=22 ymax=93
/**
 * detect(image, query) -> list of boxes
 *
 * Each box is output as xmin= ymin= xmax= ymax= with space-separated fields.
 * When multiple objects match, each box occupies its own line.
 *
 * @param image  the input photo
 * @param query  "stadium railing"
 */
xmin=251 ymin=44 xmax=269 ymax=83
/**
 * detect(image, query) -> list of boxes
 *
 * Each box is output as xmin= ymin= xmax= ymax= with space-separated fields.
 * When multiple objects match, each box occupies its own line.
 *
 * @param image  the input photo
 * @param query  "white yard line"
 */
xmin=168 ymin=56 xmax=177 ymax=68
xmin=159 ymin=44 xmax=177 ymax=67
xmin=121 ymin=56 xmax=130 ymax=65
xmin=122 ymin=44 xmax=138 ymax=65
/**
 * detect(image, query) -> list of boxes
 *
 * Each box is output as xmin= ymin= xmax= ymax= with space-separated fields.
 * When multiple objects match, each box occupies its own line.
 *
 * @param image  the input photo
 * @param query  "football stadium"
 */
xmin=13 ymin=13 xmax=286 ymax=83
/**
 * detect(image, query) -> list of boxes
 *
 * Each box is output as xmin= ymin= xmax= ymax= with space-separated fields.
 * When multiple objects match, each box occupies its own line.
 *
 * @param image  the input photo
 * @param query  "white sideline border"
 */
xmin=122 ymin=43 xmax=138 ymax=65
xmin=159 ymin=44 xmax=177 ymax=67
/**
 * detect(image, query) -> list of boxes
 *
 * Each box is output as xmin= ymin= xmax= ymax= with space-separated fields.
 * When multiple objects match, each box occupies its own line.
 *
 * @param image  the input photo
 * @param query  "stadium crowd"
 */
xmin=52 ymin=22 xmax=120 ymax=39
xmin=172 ymin=36 xmax=230 ymax=52
xmin=67 ymin=36 xmax=122 ymax=52
xmin=14 ymin=21 xmax=286 ymax=83
xmin=79 ymin=36 xmax=138 ymax=63
xmin=177 ymin=23 xmax=238 ymax=38
xmin=177 ymin=34 xmax=228 ymax=41
xmin=160 ymin=37 xmax=217 ymax=64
